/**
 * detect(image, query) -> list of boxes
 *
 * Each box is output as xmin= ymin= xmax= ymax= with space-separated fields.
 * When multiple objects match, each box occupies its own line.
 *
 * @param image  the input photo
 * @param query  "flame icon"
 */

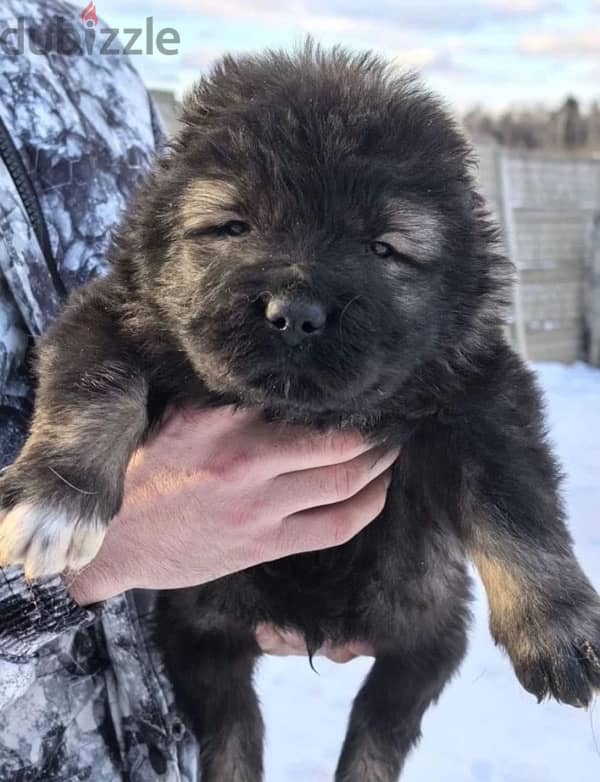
xmin=81 ymin=1 xmax=98 ymax=28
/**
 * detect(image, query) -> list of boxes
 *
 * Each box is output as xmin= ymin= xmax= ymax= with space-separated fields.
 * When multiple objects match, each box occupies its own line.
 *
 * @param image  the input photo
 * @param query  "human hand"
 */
xmin=256 ymin=623 xmax=374 ymax=662
xmin=68 ymin=406 xmax=397 ymax=605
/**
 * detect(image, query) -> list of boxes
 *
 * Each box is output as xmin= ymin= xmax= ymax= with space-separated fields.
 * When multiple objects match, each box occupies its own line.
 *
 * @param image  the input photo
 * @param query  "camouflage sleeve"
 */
xmin=0 ymin=568 xmax=94 ymax=663
xmin=0 ymin=536 xmax=95 ymax=707
xmin=0 ymin=465 xmax=94 ymax=704
xmin=0 ymin=276 xmax=94 ymax=687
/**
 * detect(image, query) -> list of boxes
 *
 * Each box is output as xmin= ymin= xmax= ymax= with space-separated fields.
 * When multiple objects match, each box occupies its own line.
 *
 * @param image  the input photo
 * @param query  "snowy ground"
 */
xmin=256 ymin=362 xmax=600 ymax=782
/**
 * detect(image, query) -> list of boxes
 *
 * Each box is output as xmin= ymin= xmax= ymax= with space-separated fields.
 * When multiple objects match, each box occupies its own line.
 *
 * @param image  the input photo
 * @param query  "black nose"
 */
xmin=265 ymin=296 xmax=327 ymax=346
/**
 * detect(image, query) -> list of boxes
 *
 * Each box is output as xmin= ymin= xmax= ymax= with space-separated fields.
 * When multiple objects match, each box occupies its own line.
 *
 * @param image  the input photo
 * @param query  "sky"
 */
xmin=90 ymin=0 xmax=600 ymax=112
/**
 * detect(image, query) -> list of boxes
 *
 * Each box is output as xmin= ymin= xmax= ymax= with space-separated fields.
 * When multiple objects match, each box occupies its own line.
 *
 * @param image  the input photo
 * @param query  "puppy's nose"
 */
xmin=265 ymin=296 xmax=327 ymax=346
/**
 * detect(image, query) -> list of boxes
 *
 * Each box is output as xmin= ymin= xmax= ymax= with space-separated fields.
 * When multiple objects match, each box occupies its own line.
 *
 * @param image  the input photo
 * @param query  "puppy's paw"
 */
xmin=0 ymin=502 xmax=106 ymax=579
xmin=509 ymin=607 xmax=600 ymax=708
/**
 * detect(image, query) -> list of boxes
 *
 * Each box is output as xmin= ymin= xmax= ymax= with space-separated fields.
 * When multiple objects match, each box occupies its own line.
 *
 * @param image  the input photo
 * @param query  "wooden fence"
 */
xmin=476 ymin=145 xmax=600 ymax=364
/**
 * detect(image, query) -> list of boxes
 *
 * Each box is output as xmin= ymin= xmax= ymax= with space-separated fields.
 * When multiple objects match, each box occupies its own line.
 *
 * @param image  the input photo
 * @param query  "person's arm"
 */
xmin=0 ymin=282 xmax=94 ymax=698
xmin=0 ymin=566 xmax=92 ymax=660
xmin=0 ymin=415 xmax=94 ymax=709
xmin=0 ymin=440 xmax=93 ymax=711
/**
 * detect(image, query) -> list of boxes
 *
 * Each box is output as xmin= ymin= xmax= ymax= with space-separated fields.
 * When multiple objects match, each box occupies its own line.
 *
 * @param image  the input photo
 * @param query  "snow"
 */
xmin=256 ymin=362 xmax=600 ymax=781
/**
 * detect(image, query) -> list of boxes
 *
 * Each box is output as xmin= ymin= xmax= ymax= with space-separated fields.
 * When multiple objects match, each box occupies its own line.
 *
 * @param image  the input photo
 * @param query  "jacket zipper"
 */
xmin=0 ymin=114 xmax=66 ymax=300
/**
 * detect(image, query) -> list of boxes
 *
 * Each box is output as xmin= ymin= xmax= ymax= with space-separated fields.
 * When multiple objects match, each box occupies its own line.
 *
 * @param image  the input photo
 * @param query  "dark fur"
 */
xmin=2 ymin=44 xmax=600 ymax=781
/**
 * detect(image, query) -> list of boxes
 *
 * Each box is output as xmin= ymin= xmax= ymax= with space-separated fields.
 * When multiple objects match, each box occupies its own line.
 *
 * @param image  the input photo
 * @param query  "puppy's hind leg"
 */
xmin=335 ymin=635 xmax=466 ymax=782
xmin=160 ymin=622 xmax=264 ymax=782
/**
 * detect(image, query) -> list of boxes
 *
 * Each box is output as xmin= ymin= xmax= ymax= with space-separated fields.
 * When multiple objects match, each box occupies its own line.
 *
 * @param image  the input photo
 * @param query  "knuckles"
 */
xmin=305 ymin=430 xmax=364 ymax=464
xmin=327 ymin=487 xmax=387 ymax=548
xmin=329 ymin=513 xmax=358 ymax=548
xmin=332 ymin=461 xmax=362 ymax=502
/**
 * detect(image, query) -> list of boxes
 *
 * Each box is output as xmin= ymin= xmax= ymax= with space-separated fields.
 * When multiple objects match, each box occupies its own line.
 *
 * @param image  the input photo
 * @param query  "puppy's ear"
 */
xmin=181 ymin=55 xmax=257 ymax=127
xmin=181 ymin=82 xmax=214 ymax=126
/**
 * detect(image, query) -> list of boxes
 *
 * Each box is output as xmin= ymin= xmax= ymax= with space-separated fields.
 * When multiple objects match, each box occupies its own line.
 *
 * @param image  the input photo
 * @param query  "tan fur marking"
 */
xmin=181 ymin=179 xmax=241 ymax=233
xmin=474 ymin=553 xmax=528 ymax=617
xmin=381 ymin=200 xmax=443 ymax=263
xmin=472 ymin=552 xmax=549 ymax=650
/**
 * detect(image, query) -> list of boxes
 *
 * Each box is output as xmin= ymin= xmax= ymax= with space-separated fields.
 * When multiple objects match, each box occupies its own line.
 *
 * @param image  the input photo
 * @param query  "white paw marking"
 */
xmin=0 ymin=502 xmax=105 ymax=579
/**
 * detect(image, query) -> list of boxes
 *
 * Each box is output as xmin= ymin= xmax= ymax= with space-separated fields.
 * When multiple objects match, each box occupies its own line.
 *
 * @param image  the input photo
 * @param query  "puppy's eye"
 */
xmin=184 ymin=220 xmax=251 ymax=241
xmin=220 ymin=220 xmax=251 ymax=237
xmin=369 ymin=240 xmax=418 ymax=268
xmin=370 ymin=241 xmax=395 ymax=258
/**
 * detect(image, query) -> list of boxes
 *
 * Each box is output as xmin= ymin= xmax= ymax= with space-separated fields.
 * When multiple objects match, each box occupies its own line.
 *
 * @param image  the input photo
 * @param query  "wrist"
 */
xmin=65 ymin=554 xmax=126 ymax=606
xmin=66 ymin=506 xmax=143 ymax=605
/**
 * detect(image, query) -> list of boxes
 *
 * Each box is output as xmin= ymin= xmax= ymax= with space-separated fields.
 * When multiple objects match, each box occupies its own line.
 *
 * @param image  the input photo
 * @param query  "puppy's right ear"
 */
xmin=180 ymin=55 xmax=238 ymax=127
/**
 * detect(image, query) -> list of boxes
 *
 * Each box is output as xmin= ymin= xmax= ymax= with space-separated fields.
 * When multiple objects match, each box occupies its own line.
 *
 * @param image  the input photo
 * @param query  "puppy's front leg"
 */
xmin=0 ymin=282 xmax=149 ymax=579
xmin=463 ymin=358 xmax=600 ymax=707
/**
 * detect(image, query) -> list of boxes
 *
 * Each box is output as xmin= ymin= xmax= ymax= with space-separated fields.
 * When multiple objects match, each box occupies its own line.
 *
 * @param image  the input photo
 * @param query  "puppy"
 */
xmin=1 ymin=44 xmax=599 ymax=782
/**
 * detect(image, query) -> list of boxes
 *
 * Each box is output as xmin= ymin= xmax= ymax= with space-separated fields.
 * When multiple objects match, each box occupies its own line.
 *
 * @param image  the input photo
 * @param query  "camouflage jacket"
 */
xmin=0 ymin=2 xmax=197 ymax=779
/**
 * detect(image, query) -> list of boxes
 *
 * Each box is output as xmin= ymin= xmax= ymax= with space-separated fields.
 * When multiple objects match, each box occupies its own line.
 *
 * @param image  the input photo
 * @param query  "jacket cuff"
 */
xmin=0 ymin=566 xmax=94 ymax=660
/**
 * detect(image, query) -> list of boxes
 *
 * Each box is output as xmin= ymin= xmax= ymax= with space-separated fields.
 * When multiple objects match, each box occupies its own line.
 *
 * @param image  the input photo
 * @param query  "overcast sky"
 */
xmin=92 ymin=0 xmax=599 ymax=112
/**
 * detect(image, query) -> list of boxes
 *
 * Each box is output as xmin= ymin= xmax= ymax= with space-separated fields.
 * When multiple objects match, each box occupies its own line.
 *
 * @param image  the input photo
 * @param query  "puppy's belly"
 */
xmin=173 ymin=520 xmax=471 ymax=654
xmin=226 ymin=532 xmax=470 ymax=652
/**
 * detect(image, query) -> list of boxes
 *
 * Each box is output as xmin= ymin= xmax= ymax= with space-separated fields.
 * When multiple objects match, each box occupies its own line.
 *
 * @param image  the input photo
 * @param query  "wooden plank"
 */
xmin=514 ymin=212 xmax=593 ymax=269
xmin=498 ymin=151 xmax=528 ymax=359
xmin=585 ymin=218 xmax=600 ymax=366
xmin=520 ymin=282 xmax=582 ymax=322
xmin=505 ymin=156 xmax=600 ymax=210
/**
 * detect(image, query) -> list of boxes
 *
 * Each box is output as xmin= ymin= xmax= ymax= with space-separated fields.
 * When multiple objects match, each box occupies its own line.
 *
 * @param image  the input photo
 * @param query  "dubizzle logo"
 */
xmin=0 ymin=6 xmax=180 ymax=57
xmin=81 ymin=1 xmax=98 ymax=29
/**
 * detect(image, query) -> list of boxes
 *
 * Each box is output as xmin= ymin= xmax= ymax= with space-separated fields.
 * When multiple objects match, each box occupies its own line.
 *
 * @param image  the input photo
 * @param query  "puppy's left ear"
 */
xmin=180 ymin=84 xmax=213 ymax=127
xmin=181 ymin=52 xmax=266 ymax=128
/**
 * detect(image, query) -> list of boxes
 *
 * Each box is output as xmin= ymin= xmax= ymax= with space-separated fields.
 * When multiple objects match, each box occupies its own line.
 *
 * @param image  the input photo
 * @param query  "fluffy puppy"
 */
xmin=1 ymin=44 xmax=599 ymax=782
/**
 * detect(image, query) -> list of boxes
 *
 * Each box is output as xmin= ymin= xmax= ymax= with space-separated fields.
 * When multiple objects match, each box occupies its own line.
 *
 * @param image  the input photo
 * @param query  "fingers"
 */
xmin=320 ymin=641 xmax=375 ymax=663
xmin=278 ymin=471 xmax=391 ymax=556
xmin=272 ymin=446 xmax=399 ymax=515
xmin=200 ymin=423 xmax=379 ymax=486
xmin=255 ymin=624 xmax=307 ymax=655
xmin=255 ymin=623 xmax=375 ymax=661
xmin=241 ymin=425 xmax=378 ymax=480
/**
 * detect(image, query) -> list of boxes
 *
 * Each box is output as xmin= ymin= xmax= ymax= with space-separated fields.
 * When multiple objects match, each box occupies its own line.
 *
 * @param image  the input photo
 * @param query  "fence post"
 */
xmin=497 ymin=150 xmax=528 ymax=360
xmin=586 ymin=215 xmax=600 ymax=366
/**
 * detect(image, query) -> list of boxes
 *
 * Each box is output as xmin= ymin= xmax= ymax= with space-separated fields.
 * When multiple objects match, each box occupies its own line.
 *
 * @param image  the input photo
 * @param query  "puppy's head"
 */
xmin=130 ymin=44 xmax=510 ymax=414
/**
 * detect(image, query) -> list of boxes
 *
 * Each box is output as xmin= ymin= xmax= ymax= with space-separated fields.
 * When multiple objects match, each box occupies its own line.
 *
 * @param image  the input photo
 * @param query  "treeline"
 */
xmin=463 ymin=97 xmax=600 ymax=152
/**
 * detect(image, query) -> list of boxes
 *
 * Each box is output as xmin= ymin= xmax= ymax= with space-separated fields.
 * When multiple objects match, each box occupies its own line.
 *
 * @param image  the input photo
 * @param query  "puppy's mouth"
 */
xmin=226 ymin=348 xmax=387 ymax=414
xmin=247 ymin=369 xmax=334 ymax=407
